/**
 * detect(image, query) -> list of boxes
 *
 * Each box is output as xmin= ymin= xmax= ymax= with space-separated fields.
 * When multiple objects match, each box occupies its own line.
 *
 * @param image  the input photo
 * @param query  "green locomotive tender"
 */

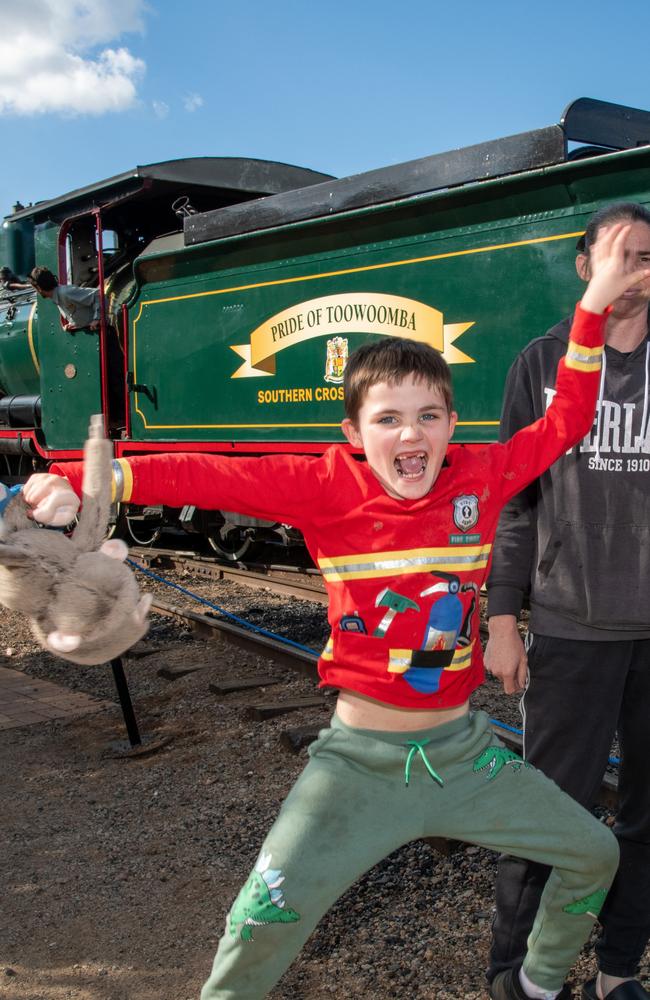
xmin=1 ymin=98 xmax=649 ymax=554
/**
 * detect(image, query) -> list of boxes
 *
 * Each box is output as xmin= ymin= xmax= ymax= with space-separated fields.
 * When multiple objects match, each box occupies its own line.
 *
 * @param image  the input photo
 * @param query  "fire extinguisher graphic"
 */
xmin=419 ymin=572 xmax=462 ymax=652
xmin=401 ymin=574 xmax=478 ymax=696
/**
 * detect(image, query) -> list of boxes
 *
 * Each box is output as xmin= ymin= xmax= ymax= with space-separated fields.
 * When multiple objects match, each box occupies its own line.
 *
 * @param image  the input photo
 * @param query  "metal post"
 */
xmin=110 ymin=657 xmax=142 ymax=747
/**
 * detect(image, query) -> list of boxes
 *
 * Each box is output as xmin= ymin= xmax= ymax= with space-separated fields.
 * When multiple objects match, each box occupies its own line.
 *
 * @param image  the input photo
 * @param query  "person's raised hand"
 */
xmin=581 ymin=223 xmax=650 ymax=314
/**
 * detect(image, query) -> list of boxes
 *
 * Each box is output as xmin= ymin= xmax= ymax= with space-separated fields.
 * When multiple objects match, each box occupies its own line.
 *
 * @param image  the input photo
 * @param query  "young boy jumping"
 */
xmin=23 ymin=224 xmax=650 ymax=1000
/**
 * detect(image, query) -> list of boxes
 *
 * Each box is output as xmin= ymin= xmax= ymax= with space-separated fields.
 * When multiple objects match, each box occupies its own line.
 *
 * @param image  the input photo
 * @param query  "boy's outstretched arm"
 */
xmin=492 ymin=222 xmax=650 ymax=506
xmin=22 ymin=451 xmax=325 ymax=528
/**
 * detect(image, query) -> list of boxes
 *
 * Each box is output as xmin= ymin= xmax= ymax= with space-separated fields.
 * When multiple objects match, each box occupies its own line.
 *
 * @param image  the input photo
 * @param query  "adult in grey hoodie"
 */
xmin=486 ymin=203 xmax=650 ymax=1000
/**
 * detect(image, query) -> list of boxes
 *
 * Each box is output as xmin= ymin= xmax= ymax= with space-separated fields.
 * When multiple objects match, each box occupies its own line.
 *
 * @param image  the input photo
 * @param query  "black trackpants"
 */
xmin=488 ymin=634 xmax=650 ymax=981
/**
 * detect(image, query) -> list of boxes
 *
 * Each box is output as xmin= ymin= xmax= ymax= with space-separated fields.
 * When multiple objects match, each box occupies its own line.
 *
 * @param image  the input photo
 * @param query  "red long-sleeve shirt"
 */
xmin=55 ymin=305 xmax=605 ymax=708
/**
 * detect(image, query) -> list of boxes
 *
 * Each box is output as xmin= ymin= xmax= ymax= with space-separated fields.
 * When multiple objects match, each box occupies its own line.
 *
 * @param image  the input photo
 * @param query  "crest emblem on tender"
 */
xmin=452 ymin=494 xmax=479 ymax=531
xmin=324 ymin=336 xmax=348 ymax=384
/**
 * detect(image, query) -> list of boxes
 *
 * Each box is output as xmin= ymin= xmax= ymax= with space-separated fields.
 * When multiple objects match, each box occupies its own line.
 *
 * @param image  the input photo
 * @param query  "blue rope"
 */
xmin=127 ymin=558 xmax=318 ymax=656
xmin=489 ymin=717 xmax=521 ymax=736
xmin=128 ymin=559 xmax=621 ymax=769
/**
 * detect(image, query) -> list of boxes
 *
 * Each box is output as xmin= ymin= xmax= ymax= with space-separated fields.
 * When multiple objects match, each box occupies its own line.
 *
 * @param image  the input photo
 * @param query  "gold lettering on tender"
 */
xmin=257 ymin=387 xmax=319 ymax=405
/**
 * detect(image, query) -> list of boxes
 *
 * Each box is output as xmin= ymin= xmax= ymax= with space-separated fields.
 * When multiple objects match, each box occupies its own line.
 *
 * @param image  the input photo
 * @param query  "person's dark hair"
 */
xmin=576 ymin=202 xmax=650 ymax=253
xmin=343 ymin=336 xmax=453 ymax=423
xmin=29 ymin=266 xmax=58 ymax=292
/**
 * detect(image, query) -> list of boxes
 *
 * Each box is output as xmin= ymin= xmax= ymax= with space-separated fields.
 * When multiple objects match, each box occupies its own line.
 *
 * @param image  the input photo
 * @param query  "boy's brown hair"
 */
xmin=343 ymin=336 xmax=453 ymax=423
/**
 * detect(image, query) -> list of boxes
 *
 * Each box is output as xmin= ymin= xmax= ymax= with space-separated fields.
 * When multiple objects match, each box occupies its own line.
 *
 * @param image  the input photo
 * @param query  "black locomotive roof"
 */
xmin=185 ymin=98 xmax=650 ymax=247
xmin=6 ymin=157 xmax=335 ymax=225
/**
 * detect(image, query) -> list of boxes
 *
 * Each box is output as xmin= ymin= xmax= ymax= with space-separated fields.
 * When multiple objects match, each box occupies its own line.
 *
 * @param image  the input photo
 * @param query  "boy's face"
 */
xmin=341 ymin=374 xmax=457 ymax=500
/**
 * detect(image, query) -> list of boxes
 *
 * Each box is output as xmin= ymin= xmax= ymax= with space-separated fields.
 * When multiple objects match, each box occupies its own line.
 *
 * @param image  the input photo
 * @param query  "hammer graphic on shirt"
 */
xmin=372 ymin=588 xmax=420 ymax=638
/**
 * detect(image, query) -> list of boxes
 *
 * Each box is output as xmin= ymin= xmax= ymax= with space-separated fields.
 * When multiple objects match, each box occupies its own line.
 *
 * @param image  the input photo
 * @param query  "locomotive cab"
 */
xmin=0 ymin=157 xmax=335 ymax=481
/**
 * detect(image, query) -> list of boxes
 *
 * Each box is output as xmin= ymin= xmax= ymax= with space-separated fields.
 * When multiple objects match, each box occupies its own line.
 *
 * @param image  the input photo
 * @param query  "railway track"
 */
xmin=129 ymin=546 xmax=328 ymax=604
xmin=129 ymin=546 xmax=618 ymax=809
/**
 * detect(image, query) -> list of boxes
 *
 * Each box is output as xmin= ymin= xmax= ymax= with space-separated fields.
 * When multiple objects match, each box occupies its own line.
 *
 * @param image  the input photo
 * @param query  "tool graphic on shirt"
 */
xmin=229 ymin=851 xmax=300 ymax=942
xmin=388 ymin=573 xmax=478 ymax=694
xmin=372 ymin=589 xmax=420 ymax=637
xmin=472 ymin=745 xmax=530 ymax=781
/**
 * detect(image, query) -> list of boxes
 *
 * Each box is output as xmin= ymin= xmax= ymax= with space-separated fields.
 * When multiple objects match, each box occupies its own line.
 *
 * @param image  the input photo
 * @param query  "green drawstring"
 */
xmin=404 ymin=740 xmax=444 ymax=787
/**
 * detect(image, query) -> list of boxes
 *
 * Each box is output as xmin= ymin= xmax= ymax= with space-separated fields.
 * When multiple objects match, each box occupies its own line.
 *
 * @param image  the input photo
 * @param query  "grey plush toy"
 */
xmin=0 ymin=415 xmax=151 ymax=665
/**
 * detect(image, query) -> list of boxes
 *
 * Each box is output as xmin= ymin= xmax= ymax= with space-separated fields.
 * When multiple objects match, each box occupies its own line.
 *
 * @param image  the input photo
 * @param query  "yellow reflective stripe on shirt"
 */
xmin=319 ymin=545 xmax=491 ymax=582
xmin=565 ymin=339 xmax=603 ymax=372
xmin=387 ymin=649 xmax=412 ymax=674
xmin=388 ymin=641 xmax=474 ymax=674
xmin=321 ymin=635 xmax=334 ymax=660
xmin=444 ymin=643 xmax=474 ymax=671
xmin=111 ymin=458 xmax=134 ymax=503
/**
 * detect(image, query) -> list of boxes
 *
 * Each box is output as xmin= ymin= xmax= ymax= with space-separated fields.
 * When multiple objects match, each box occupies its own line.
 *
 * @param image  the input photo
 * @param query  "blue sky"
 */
xmin=2 ymin=0 xmax=650 ymax=221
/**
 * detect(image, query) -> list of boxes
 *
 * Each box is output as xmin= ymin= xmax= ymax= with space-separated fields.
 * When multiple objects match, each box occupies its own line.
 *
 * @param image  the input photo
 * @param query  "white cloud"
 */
xmin=0 ymin=0 xmax=147 ymax=115
xmin=152 ymin=99 xmax=169 ymax=119
xmin=183 ymin=92 xmax=204 ymax=113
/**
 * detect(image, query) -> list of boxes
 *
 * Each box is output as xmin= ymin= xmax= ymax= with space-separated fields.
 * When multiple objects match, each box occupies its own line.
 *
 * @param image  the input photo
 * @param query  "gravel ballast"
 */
xmin=1 ymin=565 xmax=647 ymax=1000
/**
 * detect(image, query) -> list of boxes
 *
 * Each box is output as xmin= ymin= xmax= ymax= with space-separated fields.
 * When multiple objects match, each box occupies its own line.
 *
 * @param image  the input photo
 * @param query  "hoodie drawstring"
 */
xmin=637 ymin=341 xmax=650 ymax=449
xmin=404 ymin=740 xmax=444 ymax=787
xmin=594 ymin=350 xmax=607 ymax=463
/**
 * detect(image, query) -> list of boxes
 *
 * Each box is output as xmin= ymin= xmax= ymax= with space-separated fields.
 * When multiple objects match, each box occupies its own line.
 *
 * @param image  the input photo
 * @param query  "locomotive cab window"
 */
xmin=64 ymin=222 xmax=98 ymax=286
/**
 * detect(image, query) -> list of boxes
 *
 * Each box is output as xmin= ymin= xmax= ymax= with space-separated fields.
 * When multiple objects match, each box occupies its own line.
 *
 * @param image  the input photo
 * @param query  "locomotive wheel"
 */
xmin=206 ymin=525 xmax=254 ymax=562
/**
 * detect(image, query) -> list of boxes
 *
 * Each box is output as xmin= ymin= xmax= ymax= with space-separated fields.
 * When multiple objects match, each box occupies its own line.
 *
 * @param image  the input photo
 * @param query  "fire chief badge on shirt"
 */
xmin=452 ymin=494 xmax=479 ymax=532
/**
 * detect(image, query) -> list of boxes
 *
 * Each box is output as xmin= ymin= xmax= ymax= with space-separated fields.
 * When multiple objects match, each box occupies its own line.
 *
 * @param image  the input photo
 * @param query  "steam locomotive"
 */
xmin=2 ymin=97 xmax=649 ymax=557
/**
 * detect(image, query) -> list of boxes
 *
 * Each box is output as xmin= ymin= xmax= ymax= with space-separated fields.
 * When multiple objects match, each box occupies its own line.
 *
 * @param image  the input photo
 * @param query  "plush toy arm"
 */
xmin=71 ymin=414 xmax=113 ymax=551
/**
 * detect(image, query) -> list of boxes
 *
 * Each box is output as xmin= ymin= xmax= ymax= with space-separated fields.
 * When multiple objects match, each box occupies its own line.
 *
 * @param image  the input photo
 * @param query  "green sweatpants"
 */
xmin=201 ymin=710 xmax=618 ymax=998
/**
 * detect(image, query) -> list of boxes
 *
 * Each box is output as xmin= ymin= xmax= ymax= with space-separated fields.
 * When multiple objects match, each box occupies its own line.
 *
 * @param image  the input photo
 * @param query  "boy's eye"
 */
xmin=420 ymin=412 xmax=439 ymax=421
xmin=378 ymin=415 xmax=397 ymax=424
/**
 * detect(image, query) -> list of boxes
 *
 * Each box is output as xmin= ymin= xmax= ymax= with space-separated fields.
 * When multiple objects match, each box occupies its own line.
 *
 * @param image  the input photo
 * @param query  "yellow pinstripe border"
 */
xmin=133 ymin=228 xmax=583 ymax=430
xmin=120 ymin=419 xmax=497 ymax=430
xmin=135 ymin=230 xmax=584 ymax=311
xmin=27 ymin=301 xmax=39 ymax=375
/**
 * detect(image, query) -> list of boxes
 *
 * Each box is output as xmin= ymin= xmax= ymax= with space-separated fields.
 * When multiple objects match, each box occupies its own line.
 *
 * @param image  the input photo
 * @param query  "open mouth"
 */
xmin=394 ymin=452 xmax=427 ymax=478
